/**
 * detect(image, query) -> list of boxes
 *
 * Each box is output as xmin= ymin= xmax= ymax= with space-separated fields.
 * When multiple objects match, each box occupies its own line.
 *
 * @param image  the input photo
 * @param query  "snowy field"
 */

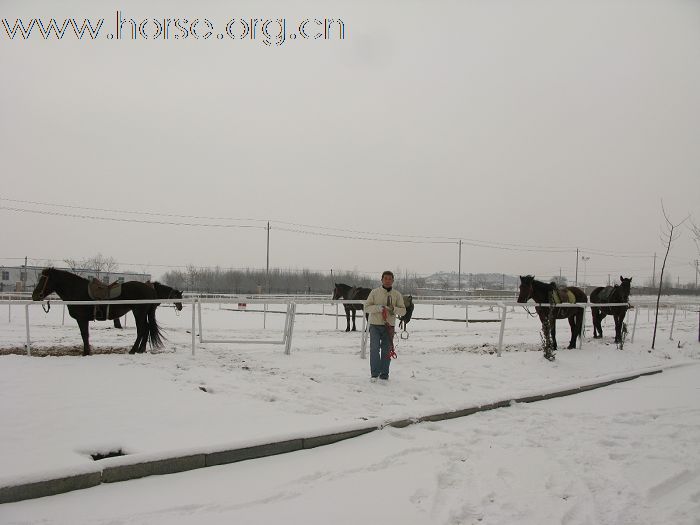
xmin=1 ymin=298 xmax=699 ymax=524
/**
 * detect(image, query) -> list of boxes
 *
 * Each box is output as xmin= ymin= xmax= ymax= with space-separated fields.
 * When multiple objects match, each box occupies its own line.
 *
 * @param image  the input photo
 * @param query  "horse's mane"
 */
xmin=46 ymin=267 xmax=87 ymax=282
xmin=524 ymin=276 xmax=556 ymax=291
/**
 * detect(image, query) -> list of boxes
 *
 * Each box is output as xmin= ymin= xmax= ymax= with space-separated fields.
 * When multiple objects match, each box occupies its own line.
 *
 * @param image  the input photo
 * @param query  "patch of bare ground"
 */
xmin=0 ymin=346 xmax=130 ymax=357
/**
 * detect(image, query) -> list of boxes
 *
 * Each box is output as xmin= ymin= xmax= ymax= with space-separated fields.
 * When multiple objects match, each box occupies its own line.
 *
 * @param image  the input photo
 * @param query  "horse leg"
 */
xmin=129 ymin=312 xmax=145 ymax=354
xmin=613 ymin=314 xmax=622 ymax=343
xmin=550 ymin=317 xmax=558 ymax=350
xmin=591 ymin=308 xmax=601 ymax=338
xmin=351 ymin=308 xmax=357 ymax=332
xmin=344 ymin=307 xmax=351 ymax=332
xmin=77 ymin=318 xmax=91 ymax=356
xmin=136 ymin=312 xmax=149 ymax=353
xmin=567 ymin=315 xmax=578 ymax=349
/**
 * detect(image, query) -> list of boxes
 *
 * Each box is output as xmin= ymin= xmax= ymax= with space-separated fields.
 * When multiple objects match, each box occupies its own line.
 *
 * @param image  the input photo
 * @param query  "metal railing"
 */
xmin=2 ymin=296 xmax=697 ymax=358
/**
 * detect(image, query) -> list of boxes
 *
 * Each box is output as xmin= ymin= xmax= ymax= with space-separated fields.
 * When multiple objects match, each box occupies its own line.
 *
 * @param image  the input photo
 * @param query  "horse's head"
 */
xmin=619 ymin=276 xmax=632 ymax=301
xmin=32 ymin=268 xmax=55 ymax=301
xmin=154 ymin=282 xmax=184 ymax=311
xmin=171 ymin=287 xmax=184 ymax=311
xmin=517 ymin=275 xmax=535 ymax=303
xmin=332 ymin=283 xmax=343 ymax=300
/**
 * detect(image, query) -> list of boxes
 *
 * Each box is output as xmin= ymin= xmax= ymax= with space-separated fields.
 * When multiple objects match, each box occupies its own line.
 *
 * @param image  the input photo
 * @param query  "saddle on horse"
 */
xmin=87 ymin=278 xmax=123 ymax=321
xmin=550 ymin=288 xmax=576 ymax=305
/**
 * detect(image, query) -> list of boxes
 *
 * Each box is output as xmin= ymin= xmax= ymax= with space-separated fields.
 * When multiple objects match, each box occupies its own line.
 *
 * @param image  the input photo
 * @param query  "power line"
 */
xmin=0 ymin=195 xmax=669 ymax=258
xmin=0 ymin=206 xmax=267 ymax=229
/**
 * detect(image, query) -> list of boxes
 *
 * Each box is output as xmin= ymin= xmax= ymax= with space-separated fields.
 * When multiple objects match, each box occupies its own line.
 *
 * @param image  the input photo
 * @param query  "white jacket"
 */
xmin=365 ymin=286 xmax=406 ymax=326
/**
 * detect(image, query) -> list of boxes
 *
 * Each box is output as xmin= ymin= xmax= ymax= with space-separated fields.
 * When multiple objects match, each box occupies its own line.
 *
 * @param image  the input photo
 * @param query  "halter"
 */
xmin=519 ymin=281 xmax=536 ymax=317
xmin=35 ymin=274 xmax=51 ymax=312
xmin=163 ymin=286 xmax=183 ymax=313
xmin=35 ymin=274 xmax=49 ymax=300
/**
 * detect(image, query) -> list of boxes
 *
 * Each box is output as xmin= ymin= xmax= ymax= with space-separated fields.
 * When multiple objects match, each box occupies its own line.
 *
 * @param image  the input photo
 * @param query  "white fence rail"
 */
xmin=1 ymin=296 xmax=698 ymax=358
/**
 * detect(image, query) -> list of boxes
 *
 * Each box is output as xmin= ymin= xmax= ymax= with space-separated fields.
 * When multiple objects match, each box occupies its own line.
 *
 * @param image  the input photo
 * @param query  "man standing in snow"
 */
xmin=364 ymin=270 xmax=406 ymax=381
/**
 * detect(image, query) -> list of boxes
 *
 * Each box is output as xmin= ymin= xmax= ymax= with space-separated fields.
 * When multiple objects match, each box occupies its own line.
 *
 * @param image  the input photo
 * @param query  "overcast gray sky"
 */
xmin=2 ymin=0 xmax=699 ymax=285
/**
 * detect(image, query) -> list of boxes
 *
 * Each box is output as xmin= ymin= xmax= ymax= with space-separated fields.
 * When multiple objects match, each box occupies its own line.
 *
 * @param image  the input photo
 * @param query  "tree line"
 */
xmin=160 ymin=266 xmax=429 ymax=295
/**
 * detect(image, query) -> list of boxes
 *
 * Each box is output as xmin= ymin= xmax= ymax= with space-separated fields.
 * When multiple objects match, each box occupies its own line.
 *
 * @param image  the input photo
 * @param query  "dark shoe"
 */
xmin=379 ymin=375 xmax=388 ymax=380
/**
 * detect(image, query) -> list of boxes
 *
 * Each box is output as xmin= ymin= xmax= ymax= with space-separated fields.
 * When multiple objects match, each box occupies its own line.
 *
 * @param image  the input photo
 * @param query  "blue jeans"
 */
xmin=369 ymin=324 xmax=391 ymax=378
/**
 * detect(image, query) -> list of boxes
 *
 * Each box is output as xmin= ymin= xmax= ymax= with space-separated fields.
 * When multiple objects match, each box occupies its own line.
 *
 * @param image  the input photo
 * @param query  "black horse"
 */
xmin=113 ymin=281 xmax=183 ymax=328
xmin=517 ymin=275 xmax=588 ymax=358
xmin=332 ymin=283 xmax=371 ymax=331
xmin=590 ymin=276 xmax=632 ymax=343
xmin=32 ymin=268 xmax=165 ymax=355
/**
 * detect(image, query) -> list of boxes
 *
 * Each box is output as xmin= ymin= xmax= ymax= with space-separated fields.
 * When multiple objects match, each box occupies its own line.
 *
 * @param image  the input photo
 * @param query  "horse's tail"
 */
xmin=147 ymin=305 xmax=166 ymax=349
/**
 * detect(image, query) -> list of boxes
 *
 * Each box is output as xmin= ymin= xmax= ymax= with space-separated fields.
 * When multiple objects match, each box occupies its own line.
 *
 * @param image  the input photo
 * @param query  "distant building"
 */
xmin=0 ymin=266 xmax=151 ymax=293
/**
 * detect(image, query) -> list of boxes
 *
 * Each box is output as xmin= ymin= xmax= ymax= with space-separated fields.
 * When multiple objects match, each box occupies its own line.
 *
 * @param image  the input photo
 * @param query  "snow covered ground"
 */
xmin=1 ymin=299 xmax=699 ymax=524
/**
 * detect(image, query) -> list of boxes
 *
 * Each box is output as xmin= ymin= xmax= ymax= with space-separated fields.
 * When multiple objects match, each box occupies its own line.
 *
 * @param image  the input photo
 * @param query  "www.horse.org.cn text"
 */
xmin=2 ymin=12 xmax=346 ymax=47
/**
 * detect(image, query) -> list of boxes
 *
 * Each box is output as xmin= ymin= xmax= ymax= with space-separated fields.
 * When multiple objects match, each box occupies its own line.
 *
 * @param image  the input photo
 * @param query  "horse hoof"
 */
xmin=344 ymin=329 xmax=350 ymax=332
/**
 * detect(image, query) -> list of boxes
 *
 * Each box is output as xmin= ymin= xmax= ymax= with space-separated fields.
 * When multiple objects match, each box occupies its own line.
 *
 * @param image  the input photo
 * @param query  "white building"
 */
xmin=0 ymin=266 xmax=151 ymax=293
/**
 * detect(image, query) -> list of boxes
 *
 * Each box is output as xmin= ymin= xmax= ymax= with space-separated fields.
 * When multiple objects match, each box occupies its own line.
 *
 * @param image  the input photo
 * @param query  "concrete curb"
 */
xmin=0 ymin=368 xmax=664 ymax=505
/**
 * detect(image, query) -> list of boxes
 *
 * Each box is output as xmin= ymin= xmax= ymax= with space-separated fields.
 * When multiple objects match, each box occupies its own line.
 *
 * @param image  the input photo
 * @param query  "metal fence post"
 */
xmin=360 ymin=314 xmax=368 ymax=359
xmin=25 ymin=304 xmax=31 ymax=356
xmin=191 ymin=298 xmax=197 ymax=356
xmin=630 ymin=306 xmax=639 ymax=343
xmin=497 ymin=304 xmax=507 ymax=357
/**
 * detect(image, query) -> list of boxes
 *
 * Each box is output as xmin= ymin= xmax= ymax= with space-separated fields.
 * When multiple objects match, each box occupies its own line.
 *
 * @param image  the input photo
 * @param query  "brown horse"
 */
xmin=32 ymin=268 xmax=165 ymax=355
xmin=517 ymin=275 xmax=587 ymax=359
xmin=590 ymin=276 xmax=631 ymax=343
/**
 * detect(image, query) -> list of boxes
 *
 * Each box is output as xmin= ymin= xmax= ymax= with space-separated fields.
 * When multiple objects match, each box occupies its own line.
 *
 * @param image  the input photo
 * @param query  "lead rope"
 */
xmin=381 ymin=300 xmax=397 ymax=360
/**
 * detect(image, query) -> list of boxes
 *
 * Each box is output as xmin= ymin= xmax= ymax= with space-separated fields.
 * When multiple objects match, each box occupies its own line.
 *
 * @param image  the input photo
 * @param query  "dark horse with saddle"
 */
xmin=517 ymin=275 xmax=587 ymax=360
xmin=590 ymin=276 xmax=632 ymax=344
xmin=332 ymin=283 xmax=414 ymax=332
xmin=32 ymin=268 xmax=169 ymax=355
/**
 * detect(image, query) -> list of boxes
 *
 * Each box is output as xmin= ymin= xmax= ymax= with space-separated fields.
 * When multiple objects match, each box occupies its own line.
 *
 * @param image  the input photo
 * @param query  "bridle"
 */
xmin=518 ymin=283 xmax=537 ymax=317
xmin=165 ymin=286 xmax=183 ymax=312
xmin=35 ymin=274 xmax=51 ymax=312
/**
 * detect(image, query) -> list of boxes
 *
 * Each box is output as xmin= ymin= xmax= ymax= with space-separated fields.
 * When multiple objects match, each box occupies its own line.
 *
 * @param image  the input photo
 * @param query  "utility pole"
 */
xmin=581 ymin=256 xmax=590 ymax=290
xmin=695 ymin=260 xmax=698 ymax=290
xmin=575 ymin=248 xmax=579 ymax=286
xmin=266 ymin=222 xmax=270 ymax=294
xmin=458 ymin=240 xmax=462 ymax=291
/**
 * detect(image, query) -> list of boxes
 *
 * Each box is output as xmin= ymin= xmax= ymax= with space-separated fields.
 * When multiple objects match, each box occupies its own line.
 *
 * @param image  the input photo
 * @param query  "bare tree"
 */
xmin=652 ymin=203 xmax=687 ymax=349
xmin=550 ymin=275 xmax=568 ymax=287
xmin=690 ymin=218 xmax=700 ymax=342
xmin=63 ymin=258 xmax=80 ymax=271
xmin=63 ymin=254 xmax=119 ymax=282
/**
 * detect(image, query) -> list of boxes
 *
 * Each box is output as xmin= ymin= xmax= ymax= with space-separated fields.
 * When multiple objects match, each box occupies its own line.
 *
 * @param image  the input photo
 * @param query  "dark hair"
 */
xmin=381 ymin=271 xmax=394 ymax=279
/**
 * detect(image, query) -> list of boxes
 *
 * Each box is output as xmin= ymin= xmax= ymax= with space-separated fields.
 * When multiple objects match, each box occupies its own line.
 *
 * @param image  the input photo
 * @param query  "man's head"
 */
xmin=381 ymin=271 xmax=394 ymax=288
